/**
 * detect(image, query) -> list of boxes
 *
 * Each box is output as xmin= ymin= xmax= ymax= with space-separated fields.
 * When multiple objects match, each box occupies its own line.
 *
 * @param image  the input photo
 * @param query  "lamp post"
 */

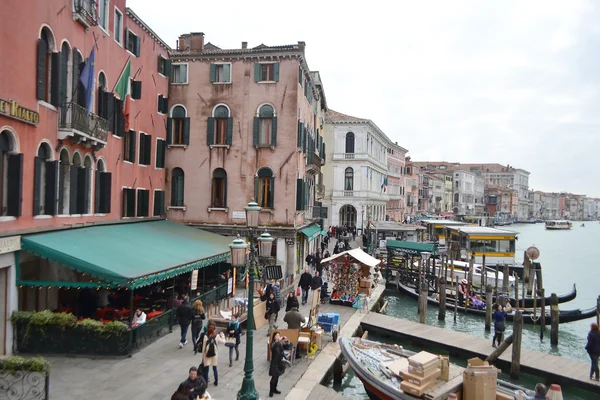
xmin=230 ymin=201 xmax=273 ymax=400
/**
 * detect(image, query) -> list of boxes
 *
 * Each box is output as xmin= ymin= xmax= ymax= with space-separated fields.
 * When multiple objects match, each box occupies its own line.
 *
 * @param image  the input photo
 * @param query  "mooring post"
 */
xmin=551 ymin=293 xmax=559 ymax=346
xmin=468 ymin=254 xmax=474 ymax=294
xmin=514 ymin=272 xmax=519 ymax=309
xmin=417 ymin=257 xmax=423 ymax=313
xmin=523 ymin=251 xmax=530 ymax=283
xmin=511 ymin=310 xmax=523 ymax=379
xmin=454 ymin=276 xmax=458 ymax=322
xmin=533 ymin=275 xmax=537 ymax=327
xmin=494 ymin=265 xmax=499 ymax=296
xmin=438 ymin=277 xmax=446 ymax=321
xmin=485 ymin=285 xmax=493 ymax=331
xmin=333 ymin=357 xmax=344 ymax=384
xmin=597 ymin=295 xmax=600 ymax=326
xmin=486 ymin=334 xmax=514 ymax=363
xmin=480 ymin=254 xmax=486 ymax=294
xmin=502 ymin=265 xmax=509 ymax=299
xmin=535 ymin=262 xmax=543 ymax=295
xmin=540 ymin=288 xmax=546 ymax=341
xmin=527 ymin=259 xmax=535 ymax=296
xmin=419 ymin=281 xmax=428 ymax=324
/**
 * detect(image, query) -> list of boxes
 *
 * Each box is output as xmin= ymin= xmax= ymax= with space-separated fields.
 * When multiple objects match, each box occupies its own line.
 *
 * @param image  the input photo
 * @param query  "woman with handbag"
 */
xmin=269 ymin=331 xmax=286 ymax=397
xmin=492 ymin=304 xmax=507 ymax=347
xmin=225 ymin=314 xmax=241 ymax=367
xmin=191 ymin=300 xmax=206 ymax=351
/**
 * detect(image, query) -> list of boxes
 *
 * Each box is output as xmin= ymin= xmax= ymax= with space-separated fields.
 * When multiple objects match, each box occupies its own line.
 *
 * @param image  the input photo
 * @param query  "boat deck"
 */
xmin=361 ymin=312 xmax=600 ymax=392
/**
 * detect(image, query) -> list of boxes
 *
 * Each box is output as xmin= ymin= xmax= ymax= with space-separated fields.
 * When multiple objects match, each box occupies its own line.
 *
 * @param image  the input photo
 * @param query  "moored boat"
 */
xmin=545 ymin=220 xmax=572 ymax=230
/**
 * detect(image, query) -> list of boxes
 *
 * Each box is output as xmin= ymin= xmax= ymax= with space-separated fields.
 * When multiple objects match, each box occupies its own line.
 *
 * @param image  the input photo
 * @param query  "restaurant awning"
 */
xmin=300 ymin=224 xmax=321 ymax=241
xmin=19 ymin=220 xmax=231 ymax=289
xmin=386 ymin=240 xmax=438 ymax=256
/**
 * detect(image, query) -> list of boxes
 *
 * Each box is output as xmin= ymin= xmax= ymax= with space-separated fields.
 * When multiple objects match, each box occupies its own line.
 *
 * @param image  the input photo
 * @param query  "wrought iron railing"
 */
xmin=132 ymin=309 xmax=172 ymax=350
xmin=74 ymin=0 xmax=98 ymax=26
xmin=0 ymin=370 xmax=49 ymax=400
xmin=59 ymin=102 xmax=108 ymax=141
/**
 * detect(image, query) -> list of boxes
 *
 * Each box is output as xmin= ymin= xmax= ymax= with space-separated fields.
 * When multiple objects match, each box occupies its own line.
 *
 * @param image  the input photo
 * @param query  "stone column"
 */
xmin=285 ymin=238 xmax=296 ymax=282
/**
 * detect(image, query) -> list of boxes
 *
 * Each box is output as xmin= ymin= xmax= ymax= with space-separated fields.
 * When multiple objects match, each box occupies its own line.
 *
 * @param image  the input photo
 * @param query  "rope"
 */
xmin=529 ymin=313 xmax=541 ymax=322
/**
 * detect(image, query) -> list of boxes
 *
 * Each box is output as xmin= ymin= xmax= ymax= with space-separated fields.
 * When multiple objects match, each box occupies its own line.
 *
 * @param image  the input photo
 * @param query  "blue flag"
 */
xmin=80 ymin=48 xmax=95 ymax=111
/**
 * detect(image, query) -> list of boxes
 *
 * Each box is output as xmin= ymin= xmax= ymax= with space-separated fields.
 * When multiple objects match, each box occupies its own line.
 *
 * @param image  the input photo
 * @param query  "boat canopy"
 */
xmin=386 ymin=240 xmax=438 ymax=256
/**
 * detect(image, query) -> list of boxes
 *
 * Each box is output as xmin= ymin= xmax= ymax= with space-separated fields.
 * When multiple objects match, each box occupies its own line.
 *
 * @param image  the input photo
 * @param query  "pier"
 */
xmin=361 ymin=312 xmax=600 ymax=392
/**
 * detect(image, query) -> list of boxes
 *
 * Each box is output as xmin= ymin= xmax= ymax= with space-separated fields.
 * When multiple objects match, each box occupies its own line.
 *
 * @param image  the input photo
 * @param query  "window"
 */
xmin=253 ymin=105 xmax=277 ymax=147
xmin=210 ymin=63 xmax=231 ymax=83
xmin=98 ymin=0 xmax=109 ymax=30
xmin=66 ymin=152 xmax=91 ymax=215
xmin=97 ymin=72 xmax=107 ymax=116
xmin=345 ymin=132 xmax=355 ymax=153
xmin=157 ymin=94 xmax=169 ymax=113
xmin=0 ymin=131 xmax=23 ymax=217
xmin=155 ymin=138 xmax=166 ymax=168
xmin=138 ymin=132 xmax=152 ymax=165
xmin=171 ymin=168 xmax=185 ymax=207
xmin=72 ymin=50 xmax=86 ymax=108
xmin=211 ymin=168 xmax=227 ymax=208
xmin=153 ymin=190 xmax=165 ymax=216
xmin=125 ymin=29 xmax=140 ymax=56
xmin=207 ymin=105 xmax=232 ymax=146
xmin=344 ymin=167 xmax=354 ymax=191
xmin=122 ymin=187 xmax=135 ymax=217
xmin=136 ymin=189 xmax=149 ymax=217
xmin=94 ymin=159 xmax=111 ymax=214
xmin=114 ymin=8 xmax=123 ymax=44
xmin=454 ymin=193 xmax=460 ymax=203
xmin=171 ymin=64 xmax=188 ymax=84
xmin=157 ymin=55 xmax=171 ymax=76
xmin=36 ymin=28 xmax=59 ymax=105
xmin=255 ymin=167 xmax=274 ymax=209
xmin=83 ymin=156 xmax=93 ymax=214
xmin=123 ymin=130 xmax=136 ymax=162
xmin=33 ymin=143 xmax=58 ymax=216
xmin=255 ymin=63 xmax=279 ymax=82
xmin=168 ymin=106 xmax=190 ymax=145
xmin=59 ymin=42 xmax=70 ymax=107
xmin=298 ymin=66 xmax=303 ymax=86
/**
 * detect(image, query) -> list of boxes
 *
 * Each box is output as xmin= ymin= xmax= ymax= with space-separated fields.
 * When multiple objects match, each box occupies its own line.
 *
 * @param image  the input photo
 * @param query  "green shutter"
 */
xmin=166 ymin=118 xmax=172 ymax=144
xmin=129 ymin=130 xmax=136 ymax=163
xmin=207 ymin=117 xmax=215 ymax=145
xmin=296 ymin=179 xmax=303 ymax=211
xmin=297 ymin=122 xmax=304 ymax=148
xmin=165 ymin=59 xmax=172 ymax=77
xmin=254 ymin=176 xmax=258 ymax=204
xmin=223 ymin=64 xmax=231 ymax=82
xmin=298 ymin=66 xmax=303 ymax=86
xmin=253 ymin=117 xmax=259 ymax=146
xmin=209 ymin=64 xmax=216 ymax=83
xmin=302 ymin=127 xmax=307 ymax=153
xmin=269 ymin=177 xmax=275 ymax=208
xmin=183 ymin=117 xmax=190 ymax=145
xmin=226 ymin=117 xmax=233 ymax=145
xmin=273 ymin=62 xmax=280 ymax=82
xmin=254 ymin=64 xmax=261 ymax=82
xmin=271 ymin=117 xmax=277 ymax=146
xmin=322 ymin=142 xmax=326 ymax=162
xmin=304 ymin=181 xmax=309 ymax=210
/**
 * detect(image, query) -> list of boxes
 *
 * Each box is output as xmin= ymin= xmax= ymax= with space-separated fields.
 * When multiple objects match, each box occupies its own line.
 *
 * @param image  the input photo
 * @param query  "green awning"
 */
xmin=20 ymin=220 xmax=231 ymax=289
xmin=386 ymin=240 xmax=438 ymax=256
xmin=320 ymin=230 xmax=327 ymax=236
xmin=300 ymin=224 xmax=321 ymax=241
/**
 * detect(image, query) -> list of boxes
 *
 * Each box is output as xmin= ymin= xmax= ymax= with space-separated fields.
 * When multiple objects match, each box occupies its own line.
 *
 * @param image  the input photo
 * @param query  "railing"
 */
xmin=131 ymin=309 xmax=172 ymax=350
xmin=343 ymin=190 xmax=353 ymax=197
xmin=0 ymin=370 xmax=49 ymax=400
xmin=74 ymin=0 xmax=98 ymax=26
xmin=59 ymin=102 xmax=108 ymax=142
xmin=344 ymin=153 xmax=355 ymax=159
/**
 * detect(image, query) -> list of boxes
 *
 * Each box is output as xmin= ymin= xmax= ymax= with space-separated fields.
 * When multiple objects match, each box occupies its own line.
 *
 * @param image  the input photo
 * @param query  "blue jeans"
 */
xmin=301 ymin=288 xmax=309 ymax=304
xmin=180 ymin=324 xmax=189 ymax=344
xmin=590 ymin=353 xmax=599 ymax=379
xmin=203 ymin=365 xmax=218 ymax=383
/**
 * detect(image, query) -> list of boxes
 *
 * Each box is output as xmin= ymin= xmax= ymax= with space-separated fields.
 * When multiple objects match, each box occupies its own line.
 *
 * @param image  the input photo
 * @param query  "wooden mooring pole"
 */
xmin=540 ymin=288 xmax=546 ymax=341
xmin=514 ymin=272 xmax=519 ymax=309
xmin=419 ymin=282 xmax=428 ymax=324
xmin=523 ymin=251 xmax=530 ymax=283
xmin=417 ymin=257 xmax=422 ymax=313
xmin=485 ymin=285 xmax=493 ymax=331
xmin=438 ymin=277 xmax=446 ymax=321
xmin=494 ymin=265 xmax=499 ymax=296
xmin=454 ymin=276 xmax=458 ymax=322
xmin=551 ymin=293 xmax=559 ymax=346
xmin=511 ymin=310 xmax=523 ymax=378
xmin=534 ymin=262 xmax=543 ymax=295
xmin=527 ymin=259 xmax=536 ymax=296
xmin=486 ymin=334 xmax=514 ymax=363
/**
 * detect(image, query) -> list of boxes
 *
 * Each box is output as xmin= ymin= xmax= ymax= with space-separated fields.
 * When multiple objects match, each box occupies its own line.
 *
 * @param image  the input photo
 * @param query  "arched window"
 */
xmin=255 ymin=167 xmax=274 ymax=208
xmin=94 ymin=158 xmax=111 ymax=214
xmin=345 ymin=132 xmax=355 ymax=153
xmin=36 ymin=28 xmax=57 ymax=105
xmin=454 ymin=193 xmax=460 ymax=203
xmin=207 ymin=105 xmax=232 ymax=146
xmin=171 ymin=168 xmax=185 ymax=206
xmin=0 ymin=131 xmax=23 ymax=217
xmin=168 ymin=106 xmax=189 ymax=145
xmin=59 ymin=42 xmax=70 ymax=106
xmin=33 ymin=142 xmax=58 ymax=216
xmin=97 ymin=71 xmax=106 ymax=116
xmin=254 ymin=105 xmax=277 ymax=147
xmin=58 ymin=148 xmax=70 ymax=214
xmin=344 ymin=167 xmax=354 ymax=191
xmin=72 ymin=50 xmax=85 ymax=107
xmin=211 ymin=168 xmax=227 ymax=208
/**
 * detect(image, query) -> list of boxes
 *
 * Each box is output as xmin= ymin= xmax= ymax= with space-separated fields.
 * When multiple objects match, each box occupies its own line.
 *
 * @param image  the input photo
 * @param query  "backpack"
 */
xmin=206 ymin=336 xmax=217 ymax=358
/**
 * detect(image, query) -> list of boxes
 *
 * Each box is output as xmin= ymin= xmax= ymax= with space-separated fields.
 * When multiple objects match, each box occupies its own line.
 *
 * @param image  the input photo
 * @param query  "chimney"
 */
xmin=242 ymin=41 xmax=248 ymax=49
xmin=177 ymin=35 xmax=189 ymax=51
xmin=189 ymin=32 xmax=205 ymax=52
xmin=298 ymin=41 xmax=306 ymax=52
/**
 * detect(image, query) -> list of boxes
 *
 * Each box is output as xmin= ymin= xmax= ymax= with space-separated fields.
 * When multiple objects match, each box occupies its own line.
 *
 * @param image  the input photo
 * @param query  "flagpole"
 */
xmin=111 ymin=56 xmax=132 ymax=94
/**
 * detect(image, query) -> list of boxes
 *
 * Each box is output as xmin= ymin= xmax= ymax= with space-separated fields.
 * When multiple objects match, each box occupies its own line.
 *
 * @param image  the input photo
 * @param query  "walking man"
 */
xmin=176 ymin=295 xmax=195 ymax=348
xmin=299 ymin=268 xmax=312 ymax=305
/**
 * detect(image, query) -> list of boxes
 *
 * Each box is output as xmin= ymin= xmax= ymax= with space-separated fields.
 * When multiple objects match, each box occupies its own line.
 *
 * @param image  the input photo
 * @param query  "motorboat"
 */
xmin=545 ymin=220 xmax=572 ymax=230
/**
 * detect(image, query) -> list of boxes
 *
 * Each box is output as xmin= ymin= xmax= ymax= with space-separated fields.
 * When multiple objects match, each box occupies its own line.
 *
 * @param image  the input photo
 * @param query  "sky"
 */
xmin=128 ymin=0 xmax=600 ymax=197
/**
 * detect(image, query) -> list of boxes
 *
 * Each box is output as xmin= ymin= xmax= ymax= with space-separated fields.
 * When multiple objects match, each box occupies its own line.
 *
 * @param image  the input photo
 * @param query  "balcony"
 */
xmin=343 ymin=190 xmax=354 ymax=197
xmin=306 ymin=152 xmax=323 ymax=173
xmin=331 ymin=152 xmax=387 ymax=170
xmin=73 ymin=0 xmax=98 ymax=29
xmin=316 ymin=184 xmax=325 ymax=198
xmin=58 ymin=102 xmax=108 ymax=150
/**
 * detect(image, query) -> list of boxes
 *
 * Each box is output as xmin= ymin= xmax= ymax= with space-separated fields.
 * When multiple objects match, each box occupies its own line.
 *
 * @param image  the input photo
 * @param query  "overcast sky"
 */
xmin=128 ymin=0 xmax=600 ymax=197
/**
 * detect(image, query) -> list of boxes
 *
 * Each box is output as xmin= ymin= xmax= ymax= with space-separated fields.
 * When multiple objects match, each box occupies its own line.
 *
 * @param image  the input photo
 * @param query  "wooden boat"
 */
xmin=545 ymin=220 xmax=572 ymax=230
xmin=396 ymin=281 xmax=596 ymax=325
xmin=338 ymin=337 xmax=533 ymax=400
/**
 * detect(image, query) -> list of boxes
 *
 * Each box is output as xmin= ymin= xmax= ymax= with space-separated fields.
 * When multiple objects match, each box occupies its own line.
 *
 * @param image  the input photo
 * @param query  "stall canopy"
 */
xmin=320 ymin=248 xmax=381 ymax=268
xmin=386 ymin=240 xmax=438 ymax=256
xmin=300 ymin=224 xmax=321 ymax=241
xmin=19 ymin=220 xmax=232 ymax=289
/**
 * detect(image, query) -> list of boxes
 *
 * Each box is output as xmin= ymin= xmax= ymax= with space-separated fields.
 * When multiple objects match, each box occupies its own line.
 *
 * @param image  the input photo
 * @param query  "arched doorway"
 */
xmin=339 ymin=204 xmax=357 ymax=227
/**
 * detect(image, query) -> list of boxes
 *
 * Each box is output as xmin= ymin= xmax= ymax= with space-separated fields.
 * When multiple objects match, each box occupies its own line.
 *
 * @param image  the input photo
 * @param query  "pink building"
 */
xmin=386 ymin=142 xmax=407 ymax=221
xmin=166 ymin=34 xmax=327 ymax=279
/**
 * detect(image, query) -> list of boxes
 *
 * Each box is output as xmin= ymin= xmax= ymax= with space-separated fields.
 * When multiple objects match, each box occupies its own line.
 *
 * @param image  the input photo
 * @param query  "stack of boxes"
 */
xmin=463 ymin=358 xmax=498 ymax=400
xmin=400 ymin=351 xmax=442 ymax=396
xmin=358 ymin=278 xmax=372 ymax=296
xmin=317 ymin=312 xmax=339 ymax=333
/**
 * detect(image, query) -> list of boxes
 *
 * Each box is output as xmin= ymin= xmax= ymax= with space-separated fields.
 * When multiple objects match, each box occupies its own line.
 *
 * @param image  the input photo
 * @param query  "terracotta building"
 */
xmin=166 ymin=33 xmax=327 ymax=279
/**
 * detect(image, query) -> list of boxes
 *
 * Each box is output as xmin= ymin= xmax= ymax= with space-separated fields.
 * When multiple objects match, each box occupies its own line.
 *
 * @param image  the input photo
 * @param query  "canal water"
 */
xmin=328 ymin=222 xmax=599 ymax=399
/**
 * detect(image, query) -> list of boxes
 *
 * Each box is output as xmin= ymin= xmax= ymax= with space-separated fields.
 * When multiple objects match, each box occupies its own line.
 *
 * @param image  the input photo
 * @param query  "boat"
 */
xmin=395 ymin=281 xmax=596 ymax=325
xmin=431 ymin=259 xmax=517 ymax=288
xmin=338 ymin=337 xmax=534 ymax=400
xmin=545 ymin=220 xmax=572 ymax=230
xmin=444 ymin=226 xmax=518 ymax=267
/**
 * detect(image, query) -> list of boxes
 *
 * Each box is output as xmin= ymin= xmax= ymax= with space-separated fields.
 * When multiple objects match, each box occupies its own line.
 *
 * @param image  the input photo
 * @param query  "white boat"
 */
xmin=545 ymin=220 xmax=572 ymax=230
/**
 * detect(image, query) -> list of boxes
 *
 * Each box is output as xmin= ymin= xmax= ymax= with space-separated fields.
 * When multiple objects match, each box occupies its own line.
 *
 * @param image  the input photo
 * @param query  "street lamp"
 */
xmin=230 ymin=200 xmax=273 ymax=400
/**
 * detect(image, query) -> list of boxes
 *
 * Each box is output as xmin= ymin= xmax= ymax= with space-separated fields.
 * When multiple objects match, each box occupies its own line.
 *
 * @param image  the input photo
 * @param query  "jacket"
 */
xmin=310 ymin=275 xmax=323 ymax=291
xmin=285 ymin=296 xmax=299 ymax=312
xmin=492 ymin=311 xmax=507 ymax=331
xmin=181 ymin=376 xmax=206 ymax=399
xmin=305 ymin=255 xmax=316 ymax=266
xmin=299 ymin=272 xmax=313 ymax=289
xmin=272 ymin=283 xmax=281 ymax=302
xmin=176 ymin=302 xmax=195 ymax=326
xmin=227 ymin=320 xmax=241 ymax=345
xmin=586 ymin=330 xmax=600 ymax=356
xmin=284 ymin=308 xmax=304 ymax=330
xmin=191 ymin=309 xmax=206 ymax=329
xmin=269 ymin=340 xmax=286 ymax=377
xmin=266 ymin=298 xmax=280 ymax=316
xmin=202 ymin=333 xmax=226 ymax=367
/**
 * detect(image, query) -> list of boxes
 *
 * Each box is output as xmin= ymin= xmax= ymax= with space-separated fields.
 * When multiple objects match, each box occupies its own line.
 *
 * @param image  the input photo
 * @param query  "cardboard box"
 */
xmin=400 ymin=379 xmax=437 ymax=397
xmin=360 ymin=278 xmax=371 ymax=288
xmin=496 ymin=392 xmax=513 ymax=400
xmin=439 ymin=355 xmax=450 ymax=381
xmin=467 ymin=357 xmax=489 ymax=367
xmin=409 ymin=351 xmax=440 ymax=369
xmin=407 ymin=363 xmax=439 ymax=377
xmin=463 ymin=365 xmax=498 ymax=400
xmin=401 ymin=368 xmax=441 ymax=386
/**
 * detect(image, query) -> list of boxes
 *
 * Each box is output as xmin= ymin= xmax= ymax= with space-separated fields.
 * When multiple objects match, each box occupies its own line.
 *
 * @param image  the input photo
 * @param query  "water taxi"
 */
xmin=545 ymin=220 xmax=572 ymax=230
xmin=420 ymin=219 xmax=467 ymax=245
xmin=444 ymin=226 xmax=518 ymax=266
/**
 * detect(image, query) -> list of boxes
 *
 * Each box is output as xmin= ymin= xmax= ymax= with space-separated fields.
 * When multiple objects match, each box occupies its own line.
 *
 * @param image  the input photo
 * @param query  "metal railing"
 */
xmin=74 ymin=0 xmax=98 ymax=26
xmin=132 ymin=309 xmax=172 ymax=350
xmin=59 ymin=102 xmax=108 ymax=141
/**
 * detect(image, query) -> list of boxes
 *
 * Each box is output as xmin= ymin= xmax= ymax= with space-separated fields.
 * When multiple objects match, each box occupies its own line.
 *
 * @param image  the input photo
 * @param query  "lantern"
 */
xmin=244 ymin=200 xmax=262 ymax=228
xmin=229 ymin=236 xmax=248 ymax=267
xmin=257 ymin=231 xmax=275 ymax=258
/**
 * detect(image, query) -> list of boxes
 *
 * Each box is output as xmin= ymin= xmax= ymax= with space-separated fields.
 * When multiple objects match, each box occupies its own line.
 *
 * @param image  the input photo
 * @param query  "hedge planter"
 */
xmin=0 ymin=356 xmax=50 ymax=400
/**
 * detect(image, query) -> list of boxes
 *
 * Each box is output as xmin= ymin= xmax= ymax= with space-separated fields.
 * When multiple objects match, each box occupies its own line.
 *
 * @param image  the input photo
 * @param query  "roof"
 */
xmin=321 ymin=248 xmax=381 ymax=268
xmin=325 ymin=109 xmax=369 ymax=124
xmin=446 ymin=226 xmax=518 ymax=236
xmin=125 ymin=8 xmax=171 ymax=51
xmin=386 ymin=240 xmax=438 ymax=256
xmin=19 ymin=220 xmax=231 ymax=289
xmin=371 ymin=221 xmax=423 ymax=231
xmin=421 ymin=220 xmax=467 ymax=226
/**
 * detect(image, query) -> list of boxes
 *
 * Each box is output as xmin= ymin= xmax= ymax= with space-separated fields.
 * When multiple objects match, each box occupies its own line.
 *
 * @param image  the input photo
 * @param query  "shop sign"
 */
xmin=0 ymin=236 xmax=21 ymax=255
xmin=232 ymin=211 xmax=246 ymax=219
xmin=0 ymin=98 xmax=40 ymax=126
xmin=190 ymin=269 xmax=199 ymax=290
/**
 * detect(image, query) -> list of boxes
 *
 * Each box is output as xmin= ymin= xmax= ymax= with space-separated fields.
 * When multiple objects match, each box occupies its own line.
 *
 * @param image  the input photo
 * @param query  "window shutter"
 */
xmin=45 ymin=160 xmax=59 ymax=215
xmin=302 ymin=127 xmax=307 ymax=153
xmin=138 ymin=133 xmax=144 ymax=163
xmin=254 ymin=176 xmax=258 ymax=205
xmin=161 ymin=96 xmax=169 ymax=114
xmin=115 ymin=99 xmax=125 ymax=136
xmin=95 ymin=169 xmax=101 ymax=213
xmin=153 ymin=191 xmax=161 ymax=216
xmin=296 ymin=179 xmax=303 ymax=211
xmin=253 ymin=117 xmax=259 ymax=146
xmin=298 ymin=66 xmax=302 ymax=86
xmin=33 ymin=157 xmax=43 ymax=215
xmin=97 ymin=88 xmax=105 ymax=118
xmin=209 ymin=64 xmax=216 ymax=83
xmin=322 ymin=142 xmax=326 ymax=162
xmin=76 ymin=167 xmax=86 ymax=214
xmin=268 ymin=177 xmax=275 ymax=208
xmin=160 ymin=140 xmax=166 ymax=168
xmin=131 ymin=80 xmax=142 ymax=100
xmin=304 ymin=181 xmax=309 ymax=210
xmin=206 ymin=117 xmax=215 ymax=145
xmin=124 ymin=28 xmax=130 ymax=51
xmin=226 ymin=117 xmax=233 ymax=145
xmin=69 ymin=165 xmax=78 ymax=214
xmin=36 ymin=39 xmax=47 ymax=100
xmin=129 ymin=130 xmax=137 ymax=162
xmin=7 ymin=153 xmax=23 ymax=217
xmin=157 ymin=95 xmax=163 ymax=113
xmin=144 ymin=134 xmax=151 ymax=164
xmin=273 ymin=62 xmax=280 ymax=82
xmin=105 ymin=92 xmax=115 ymax=129
xmin=134 ymin=37 xmax=141 ymax=57
xmin=101 ymin=172 xmax=112 ymax=213
xmin=297 ymin=122 xmax=304 ymax=148
xmin=223 ymin=64 xmax=231 ymax=82
xmin=166 ymin=118 xmax=173 ymax=144
xmin=223 ymin=176 xmax=228 ymax=208
xmin=182 ymin=117 xmax=190 ymax=145
xmin=157 ymin=55 xmax=163 ymax=73
xmin=121 ymin=189 xmax=127 ymax=217
xmin=271 ymin=117 xmax=277 ymax=146
xmin=165 ymin=59 xmax=172 ymax=77
xmin=51 ymin=52 xmax=61 ymax=106
xmin=254 ymin=64 xmax=261 ymax=82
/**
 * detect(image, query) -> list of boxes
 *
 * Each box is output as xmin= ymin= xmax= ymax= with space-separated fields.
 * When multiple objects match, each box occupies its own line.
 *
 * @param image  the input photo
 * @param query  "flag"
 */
xmin=381 ymin=176 xmax=388 ymax=193
xmin=114 ymin=59 xmax=131 ymax=131
xmin=80 ymin=48 xmax=95 ymax=111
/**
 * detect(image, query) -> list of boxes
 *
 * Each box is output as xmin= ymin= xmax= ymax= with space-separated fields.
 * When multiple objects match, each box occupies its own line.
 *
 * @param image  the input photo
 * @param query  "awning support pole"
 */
xmin=169 ymin=277 xmax=175 ymax=333
xmin=128 ymin=288 xmax=134 ymax=357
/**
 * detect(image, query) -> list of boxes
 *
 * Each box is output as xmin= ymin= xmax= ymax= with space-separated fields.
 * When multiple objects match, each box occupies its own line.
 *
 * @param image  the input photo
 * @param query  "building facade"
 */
xmin=404 ymin=159 xmax=418 ymax=218
xmin=385 ymin=142 xmax=407 ymax=222
xmin=452 ymin=170 xmax=484 ymax=216
xmin=166 ymin=34 xmax=327 ymax=279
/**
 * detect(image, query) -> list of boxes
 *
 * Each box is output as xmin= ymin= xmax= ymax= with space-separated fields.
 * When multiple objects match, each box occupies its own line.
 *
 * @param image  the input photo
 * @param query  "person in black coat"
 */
xmin=181 ymin=366 xmax=207 ymax=400
xmin=191 ymin=300 xmax=206 ymax=349
xmin=269 ymin=331 xmax=286 ymax=397
xmin=285 ymin=293 xmax=300 ymax=312
xmin=310 ymin=271 xmax=323 ymax=291
xmin=586 ymin=322 xmax=600 ymax=381
xmin=266 ymin=292 xmax=280 ymax=336
xmin=298 ymin=268 xmax=312 ymax=305
xmin=176 ymin=296 xmax=195 ymax=348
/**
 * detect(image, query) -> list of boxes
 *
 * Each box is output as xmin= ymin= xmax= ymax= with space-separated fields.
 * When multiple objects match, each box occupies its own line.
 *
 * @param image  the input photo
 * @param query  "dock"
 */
xmin=361 ymin=312 xmax=600 ymax=393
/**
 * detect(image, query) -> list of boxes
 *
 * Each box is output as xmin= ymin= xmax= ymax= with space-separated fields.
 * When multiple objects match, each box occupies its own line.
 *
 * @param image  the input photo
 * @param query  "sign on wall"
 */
xmin=0 ymin=98 xmax=39 ymax=125
xmin=0 ymin=236 xmax=20 ymax=255
xmin=190 ymin=269 xmax=199 ymax=290
xmin=232 ymin=211 xmax=246 ymax=219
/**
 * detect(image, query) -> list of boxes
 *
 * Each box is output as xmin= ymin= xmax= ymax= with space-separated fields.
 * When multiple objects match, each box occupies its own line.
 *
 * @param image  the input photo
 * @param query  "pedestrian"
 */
xmin=196 ymin=320 xmax=216 ymax=356
xmin=283 ymin=306 xmax=304 ymax=330
xmin=225 ymin=314 xmax=241 ymax=367
xmin=305 ymin=252 xmax=315 ymax=270
xmin=269 ymin=331 xmax=286 ymax=397
xmin=266 ymin=292 xmax=280 ymax=336
xmin=201 ymin=324 xmax=226 ymax=386
xmin=181 ymin=366 xmax=207 ymax=400
xmin=585 ymin=322 xmax=600 ymax=381
xmin=299 ymin=268 xmax=312 ymax=305
xmin=176 ymin=295 xmax=195 ymax=348
xmin=310 ymin=271 xmax=323 ymax=292
xmin=457 ymin=279 xmax=467 ymax=307
xmin=191 ymin=300 xmax=206 ymax=349
xmin=492 ymin=304 xmax=507 ymax=348
xmin=285 ymin=292 xmax=299 ymax=312
xmin=272 ymin=280 xmax=282 ymax=311
xmin=171 ymin=383 xmax=189 ymax=400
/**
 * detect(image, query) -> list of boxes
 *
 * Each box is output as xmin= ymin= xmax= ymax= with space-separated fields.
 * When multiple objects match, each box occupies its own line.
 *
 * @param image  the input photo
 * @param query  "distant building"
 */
xmin=452 ymin=170 xmax=485 ymax=216
xmin=386 ymin=142 xmax=408 ymax=222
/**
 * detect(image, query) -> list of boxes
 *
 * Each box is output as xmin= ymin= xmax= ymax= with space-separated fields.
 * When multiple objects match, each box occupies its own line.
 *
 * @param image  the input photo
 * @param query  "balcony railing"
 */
xmin=343 ymin=190 xmax=353 ymax=197
xmin=73 ymin=0 xmax=98 ymax=28
xmin=59 ymin=102 xmax=108 ymax=142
